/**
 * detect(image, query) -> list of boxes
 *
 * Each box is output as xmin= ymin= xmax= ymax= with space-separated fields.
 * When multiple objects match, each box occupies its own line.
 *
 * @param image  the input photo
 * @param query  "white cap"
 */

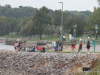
xmin=88 ymin=37 xmax=89 ymax=38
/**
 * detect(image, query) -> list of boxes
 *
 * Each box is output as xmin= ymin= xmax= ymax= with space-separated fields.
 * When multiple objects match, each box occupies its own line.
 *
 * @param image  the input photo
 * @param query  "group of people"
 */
xmin=14 ymin=40 xmax=27 ymax=51
xmin=71 ymin=37 xmax=91 ymax=54
xmin=53 ymin=40 xmax=62 ymax=52
xmin=14 ymin=37 xmax=91 ymax=54
xmin=14 ymin=40 xmax=46 ymax=53
xmin=28 ymin=46 xmax=45 ymax=52
xmin=27 ymin=46 xmax=37 ymax=52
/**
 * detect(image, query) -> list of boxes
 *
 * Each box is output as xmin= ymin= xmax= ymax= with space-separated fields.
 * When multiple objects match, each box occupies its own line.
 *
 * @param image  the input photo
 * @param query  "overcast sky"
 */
xmin=0 ymin=0 xmax=99 ymax=12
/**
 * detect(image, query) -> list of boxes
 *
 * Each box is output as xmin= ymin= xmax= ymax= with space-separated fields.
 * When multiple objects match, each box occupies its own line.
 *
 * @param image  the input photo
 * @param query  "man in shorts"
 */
xmin=58 ymin=40 xmax=62 ymax=52
xmin=87 ymin=37 xmax=90 ymax=54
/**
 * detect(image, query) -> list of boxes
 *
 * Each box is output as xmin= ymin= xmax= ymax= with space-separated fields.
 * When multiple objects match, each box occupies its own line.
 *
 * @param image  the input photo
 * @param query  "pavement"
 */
xmin=63 ymin=44 xmax=100 ymax=52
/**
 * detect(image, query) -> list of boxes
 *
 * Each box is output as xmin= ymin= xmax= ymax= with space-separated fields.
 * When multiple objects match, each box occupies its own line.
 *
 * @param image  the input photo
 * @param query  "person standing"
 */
xmin=58 ymin=40 xmax=62 ymax=52
xmin=24 ymin=40 xmax=27 ymax=51
xmin=78 ymin=41 xmax=83 ymax=54
xmin=63 ymin=35 xmax=66 ymax=41
xmin=54 ymin=41 xmax=57 ymax=52
xmin=71 ymin=39 xmax=75 ymax=53
xmin=87 ymin=37 xmax=90 ymax=54
xmin=56 ymin=40 xmax=59 ymax=52
xmin=16 ymin=41 xmax=21 ymax=51
xmin=79 ymin=37 xmax=82 ymax=42
xmin=14 ymin=41 xmax=18 ymax=51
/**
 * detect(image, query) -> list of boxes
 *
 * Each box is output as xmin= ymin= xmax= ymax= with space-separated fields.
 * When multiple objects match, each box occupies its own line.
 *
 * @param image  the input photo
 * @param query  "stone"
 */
xmin=0 ymin=51 xmax=99 ymax=75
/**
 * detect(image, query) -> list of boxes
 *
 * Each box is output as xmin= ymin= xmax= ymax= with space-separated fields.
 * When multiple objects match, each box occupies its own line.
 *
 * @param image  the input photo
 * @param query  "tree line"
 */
xmin=0 ymin=4 xmax=99 ymax=39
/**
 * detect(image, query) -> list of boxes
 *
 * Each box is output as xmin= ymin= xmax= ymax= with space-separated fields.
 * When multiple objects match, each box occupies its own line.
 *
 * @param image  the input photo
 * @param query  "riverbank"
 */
xmin=0 ymin=51 xmax=100 ymax=75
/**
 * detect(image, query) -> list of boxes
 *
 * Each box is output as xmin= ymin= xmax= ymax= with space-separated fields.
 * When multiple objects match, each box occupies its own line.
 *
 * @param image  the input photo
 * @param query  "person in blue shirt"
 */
xmin=28 ymin=46 xmax=35 ymax=52
xmin=56 ymin=40 xmax=59 ymax=52
xmin=41 ymin=47 xmax=45 ymax=52
xmin=58 ymin=40 xmax=62 ymax=52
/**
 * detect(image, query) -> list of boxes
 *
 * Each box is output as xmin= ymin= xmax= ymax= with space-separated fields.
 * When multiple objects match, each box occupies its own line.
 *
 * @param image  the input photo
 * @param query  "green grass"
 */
xmin=2 ymin=33 xmax=21 ymax=38
xmin=2 ymin=33 xmax=100 ymax=44
xmin=37 ymin=50 xmax=100 ymax=53
xmin=29 ymin=35 xmax=70 ymax=41
xmin=37 ymin=50 xmax=72 ymax=53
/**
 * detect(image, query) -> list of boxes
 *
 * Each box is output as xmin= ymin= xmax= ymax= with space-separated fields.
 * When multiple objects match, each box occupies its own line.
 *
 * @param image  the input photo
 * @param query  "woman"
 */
xmin=24 ymin=40 xmax=27 ymax=51
xmin=14 ymin=41 xmax=17 ymax=51
xmin=35 ymin=46 xmax=37 ymax=52
xmin=17 ymin=42 xmax=21 ymax=51
xmin=71 ymin=39 xmax=75 ymax=53
xmin=78 ymin=41 xmax=83 ymax=54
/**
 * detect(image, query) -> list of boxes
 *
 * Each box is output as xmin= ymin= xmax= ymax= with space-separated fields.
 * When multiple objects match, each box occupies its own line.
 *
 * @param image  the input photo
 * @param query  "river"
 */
xmin=0 ymin=43 xmax=14 ymax=50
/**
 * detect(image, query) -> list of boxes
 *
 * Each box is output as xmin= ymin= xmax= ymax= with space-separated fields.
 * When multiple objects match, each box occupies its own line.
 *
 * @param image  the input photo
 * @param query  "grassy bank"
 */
xmin=2 ymin=33 xmax=100 ymax=44
xmin=2 ymin=32 xmax=21 ymax=38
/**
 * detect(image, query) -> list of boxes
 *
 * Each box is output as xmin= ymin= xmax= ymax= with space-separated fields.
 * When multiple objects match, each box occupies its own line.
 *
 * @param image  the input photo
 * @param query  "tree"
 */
xmin=20 ymin=16 xmax=34 ymax=36
xmin=65 ymin=10 xmax=92 ymax=21
xmin=0 ymin=16 xmax=10 ymax=36
xmin=54 ymin=26 xmax=61 ymax=38
xmin=32 ymin=6 xmax=52 ymax=40
xmin=53 ymin=10 xmax=67 ymax=26
xmin=15 ymin=18 xmax=23 ymax=35
xmin=97 ymin=0 xmax=100 ymax=5
xmin=88 ymin=7 xmax=100 ymax=35
xmin=9 ymin=18 xmax=18 ymax=38
xmin=63 ymin=16 xmax=87 ymax=36
xmin=44 ymin=25 xmax=55 ymax=37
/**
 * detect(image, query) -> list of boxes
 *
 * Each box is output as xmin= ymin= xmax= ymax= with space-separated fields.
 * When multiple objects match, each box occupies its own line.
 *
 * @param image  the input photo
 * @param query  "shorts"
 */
xmin=79 ymin=46 xmax=82 ymax=50
xmin=87 ymin=45 xmax=90 ymax=49
xmin=71 ymin=46 xmax=75 ymax=48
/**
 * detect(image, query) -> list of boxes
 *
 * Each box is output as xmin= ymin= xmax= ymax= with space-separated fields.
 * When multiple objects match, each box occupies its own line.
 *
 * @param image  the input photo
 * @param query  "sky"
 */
xmin=0 ymin=0 xmax=99 ymax=12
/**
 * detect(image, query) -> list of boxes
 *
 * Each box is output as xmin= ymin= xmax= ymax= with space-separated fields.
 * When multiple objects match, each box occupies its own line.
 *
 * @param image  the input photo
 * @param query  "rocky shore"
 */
xmin=0 ymin=51 xmax=100 ymax=75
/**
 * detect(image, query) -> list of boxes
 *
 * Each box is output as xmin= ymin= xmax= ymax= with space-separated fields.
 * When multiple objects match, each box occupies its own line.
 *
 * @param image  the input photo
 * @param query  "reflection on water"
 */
xmin=0 ymin=43 xmax=14 ymax=50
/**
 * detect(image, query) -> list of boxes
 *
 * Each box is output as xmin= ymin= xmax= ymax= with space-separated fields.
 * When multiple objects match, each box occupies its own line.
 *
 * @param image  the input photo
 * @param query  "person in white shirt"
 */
xmin=35 ymin=46 xmax=37 ymax=52
xmin=63 ymin=35 xmax=66 ymax=41
xmin=79 ymin=37 xmax=82 ymax=42
xmin=53 ymin=41 xmax=57 ymax=52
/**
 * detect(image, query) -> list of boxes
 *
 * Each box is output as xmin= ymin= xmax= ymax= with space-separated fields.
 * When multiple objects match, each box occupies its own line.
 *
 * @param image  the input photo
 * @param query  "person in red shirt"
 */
xmin=71 ymin=39 xmax=75 ymax=53
xmin=37 ymin=46 xmax=41 ymax=50
xmin=78 ymin=41 xmax=83 ymax=54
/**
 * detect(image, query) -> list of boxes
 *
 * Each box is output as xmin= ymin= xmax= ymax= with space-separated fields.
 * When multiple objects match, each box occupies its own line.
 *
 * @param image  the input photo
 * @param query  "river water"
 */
xmin=0 ymin=43 xmax=14 ymax=50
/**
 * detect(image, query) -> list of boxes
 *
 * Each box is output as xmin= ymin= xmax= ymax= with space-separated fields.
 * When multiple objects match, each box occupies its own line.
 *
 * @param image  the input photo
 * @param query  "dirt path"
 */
xmin=63 ymin=44 xmax=100 ymax=52
xmin=63 ymin=44 xmax=87 ymax=52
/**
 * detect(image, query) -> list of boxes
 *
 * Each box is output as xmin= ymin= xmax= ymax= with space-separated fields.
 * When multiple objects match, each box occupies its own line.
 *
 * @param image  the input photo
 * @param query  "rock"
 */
xmin=0 ymin=51 xmax=99 ymax=75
